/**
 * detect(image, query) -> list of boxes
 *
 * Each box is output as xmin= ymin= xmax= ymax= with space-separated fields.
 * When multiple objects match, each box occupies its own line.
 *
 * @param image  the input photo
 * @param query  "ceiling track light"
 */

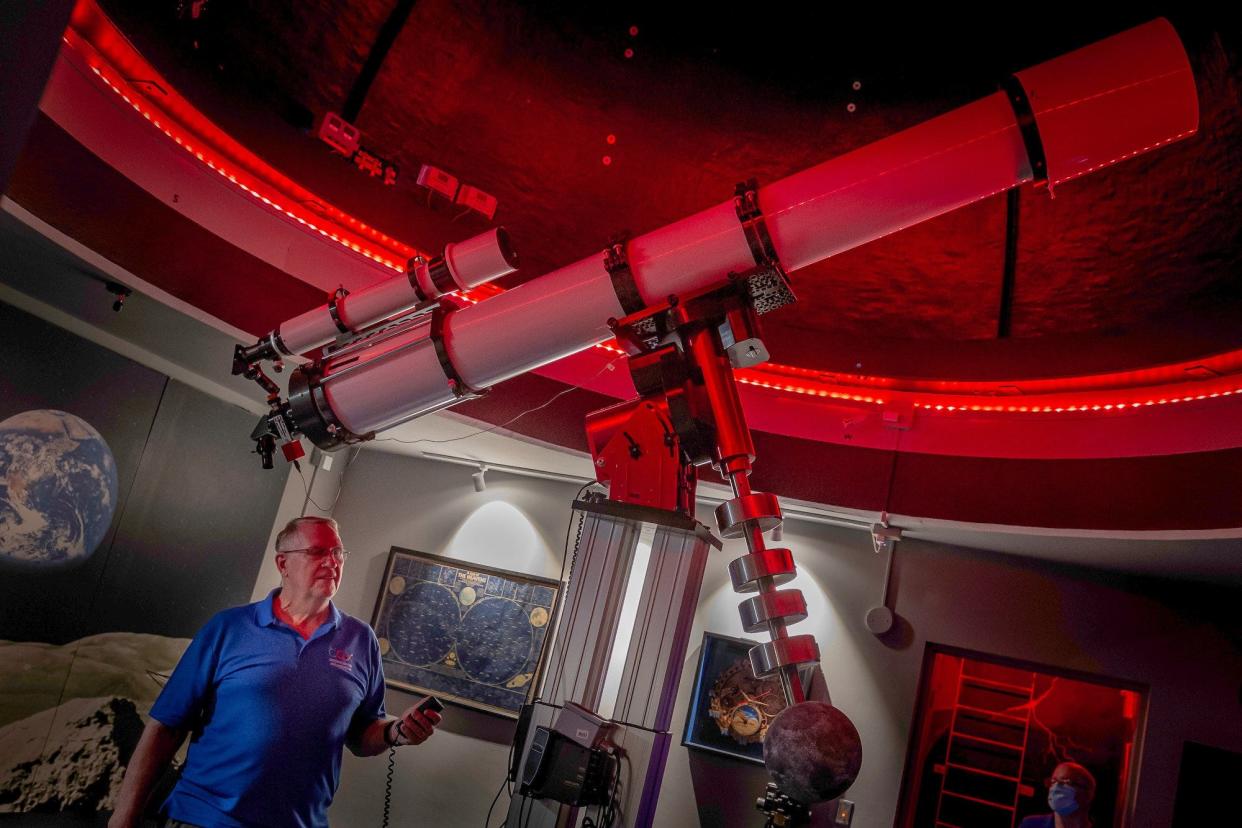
xmin=419 ymin=451 xmax=595 ymax=486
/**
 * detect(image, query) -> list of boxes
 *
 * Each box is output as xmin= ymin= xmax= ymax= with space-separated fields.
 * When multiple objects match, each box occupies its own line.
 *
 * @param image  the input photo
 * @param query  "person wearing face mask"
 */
xmin=1019 ymin=761 xmax=1096 ymax=828
xmin=107 ymin=516 xmax=442 ymax=828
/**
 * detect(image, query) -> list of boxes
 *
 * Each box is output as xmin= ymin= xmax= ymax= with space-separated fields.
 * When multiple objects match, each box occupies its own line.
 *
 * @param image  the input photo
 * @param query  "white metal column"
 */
xmin=508 ymin=500 xmax=717 ymax=828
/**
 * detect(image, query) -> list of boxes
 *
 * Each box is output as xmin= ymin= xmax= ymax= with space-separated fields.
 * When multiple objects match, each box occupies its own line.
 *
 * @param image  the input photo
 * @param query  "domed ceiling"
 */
xmin=7 ymin=0 xmax=1242 ymax=534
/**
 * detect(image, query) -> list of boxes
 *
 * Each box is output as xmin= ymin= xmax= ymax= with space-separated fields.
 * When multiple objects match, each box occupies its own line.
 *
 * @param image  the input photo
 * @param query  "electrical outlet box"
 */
xmin=834 ymin=799 xmax=854 ymax=825
xmin=317 ymin=112 xmax=360 ymax=156
xmin=309 ymin=448 xmax=334 ymax=471
xmin=417 ymin=164 xmax=460 ymax=200
xmin=456 ymin=183 xmax=499 ymax=219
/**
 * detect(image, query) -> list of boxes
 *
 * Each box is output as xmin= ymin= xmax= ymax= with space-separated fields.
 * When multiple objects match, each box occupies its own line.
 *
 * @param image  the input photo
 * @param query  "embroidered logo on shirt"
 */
xmin=328 ymin=647 xmax=354 ymax=672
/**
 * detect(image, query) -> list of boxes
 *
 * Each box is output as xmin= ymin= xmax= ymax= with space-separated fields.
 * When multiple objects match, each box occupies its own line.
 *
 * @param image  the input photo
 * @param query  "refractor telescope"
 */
xmin=238 ymin=19 xmax=1197 ymax=470
xmin=234 ymin=18 xmax=1197 ymax=823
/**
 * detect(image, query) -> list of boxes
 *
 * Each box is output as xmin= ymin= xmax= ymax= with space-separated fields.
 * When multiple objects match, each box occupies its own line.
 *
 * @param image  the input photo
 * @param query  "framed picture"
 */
xmin=895 ymin=644 xmax=1146 ymax=828
xmin=372 ymin=547 xmax=561 ymax=718
xmin=682 ymin=631 xmax=813 ymax=765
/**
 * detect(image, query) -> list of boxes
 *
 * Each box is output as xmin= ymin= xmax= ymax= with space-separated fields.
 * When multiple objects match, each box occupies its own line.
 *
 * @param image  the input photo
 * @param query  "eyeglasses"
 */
xmin=282 ymin=547 xmax=348 ymax=562
xmin=1046 ymin=777 xmax=1082 ymax=789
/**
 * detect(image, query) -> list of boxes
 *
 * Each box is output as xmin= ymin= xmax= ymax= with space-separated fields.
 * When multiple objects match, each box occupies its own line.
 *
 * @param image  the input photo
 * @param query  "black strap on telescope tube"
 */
xmin=327 ymin=287 xmax=351 ymax=334
xmin=1002 ymin=75 xmax=1050 ymax=191
xmin=286 ymin=368 xmax=372 ymax=450
xmin=427 ymin=256 xmax=456 ymax=296
xmin=731 ymin=179 xmax=797 ymax=315
xmin=604 ymin=235 xmax=647 ymax=317
xmin=733 ymin=179 xmax=780 ymax=268
xmin=406 ymin=255 xmax=456 ymax=302
xmin=407 ymin=256 xmax=430 ymax=302
xmin=430 ymin=304 xmax=484 ymax=399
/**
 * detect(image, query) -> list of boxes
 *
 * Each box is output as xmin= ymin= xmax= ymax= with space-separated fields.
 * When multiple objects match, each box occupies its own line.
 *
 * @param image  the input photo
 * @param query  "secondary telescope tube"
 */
xmin=240 ymin=228 xmax=517 ymax=365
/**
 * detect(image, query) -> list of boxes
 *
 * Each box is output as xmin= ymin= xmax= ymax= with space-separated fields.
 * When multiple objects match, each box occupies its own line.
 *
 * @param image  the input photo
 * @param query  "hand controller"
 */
xmin=414 ymin=696 xmax=444 ymax=715
xmin=382 ymin=697 xmax=444 ymax=828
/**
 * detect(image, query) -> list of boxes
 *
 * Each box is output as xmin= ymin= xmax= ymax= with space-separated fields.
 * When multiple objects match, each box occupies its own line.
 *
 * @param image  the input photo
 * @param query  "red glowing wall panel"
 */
xmin=898 ymin=647 xmax=1144 ymax=828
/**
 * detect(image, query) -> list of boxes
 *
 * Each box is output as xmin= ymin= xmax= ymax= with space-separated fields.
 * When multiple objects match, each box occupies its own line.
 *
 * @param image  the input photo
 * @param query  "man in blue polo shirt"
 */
xmin=108 ymin=516 xmax=441 ymax=828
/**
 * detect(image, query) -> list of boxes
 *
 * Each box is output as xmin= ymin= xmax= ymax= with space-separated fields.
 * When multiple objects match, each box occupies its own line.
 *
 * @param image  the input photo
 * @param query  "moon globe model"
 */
xmin=763 ymin=701 xmax=863 ymax=804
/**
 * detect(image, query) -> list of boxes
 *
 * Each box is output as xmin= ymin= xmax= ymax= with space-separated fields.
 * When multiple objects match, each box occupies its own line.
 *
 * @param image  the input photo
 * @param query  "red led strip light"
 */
xmin=64 ymin=4 xmax=421 ymax=272
xmin=590 ymin=341 xmax=1242 ymax=414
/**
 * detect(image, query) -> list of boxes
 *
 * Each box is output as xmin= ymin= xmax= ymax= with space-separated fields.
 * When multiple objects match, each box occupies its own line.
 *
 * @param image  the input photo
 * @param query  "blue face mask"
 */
xmin=1048 ymin=783 xmax=1079 ymax=816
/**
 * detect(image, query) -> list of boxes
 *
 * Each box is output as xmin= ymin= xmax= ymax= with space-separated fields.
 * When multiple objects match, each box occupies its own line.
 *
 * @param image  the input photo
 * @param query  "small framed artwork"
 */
xmin=372 ymin=547 xmax=561 ymax=719
xmin=682 ymin=631 xmax=814 ymax=765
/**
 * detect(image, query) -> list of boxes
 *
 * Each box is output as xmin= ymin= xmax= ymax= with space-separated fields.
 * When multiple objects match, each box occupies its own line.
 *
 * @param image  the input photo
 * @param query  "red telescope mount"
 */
xmin=585 ymin=180 xmax=817 ymax=708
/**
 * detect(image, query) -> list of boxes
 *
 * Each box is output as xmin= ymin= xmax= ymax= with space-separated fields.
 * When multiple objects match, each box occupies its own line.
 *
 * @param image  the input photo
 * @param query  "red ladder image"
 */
xmin=931 ymin=662 xmax=1038 ymax=828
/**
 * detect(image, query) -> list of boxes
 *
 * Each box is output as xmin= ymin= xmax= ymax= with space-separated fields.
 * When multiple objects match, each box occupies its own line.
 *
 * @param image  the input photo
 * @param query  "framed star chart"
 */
xmin=682 ymin=631 xmax=814 ymax=765
xmin=372 ymin=547 xmax=561 ymax=718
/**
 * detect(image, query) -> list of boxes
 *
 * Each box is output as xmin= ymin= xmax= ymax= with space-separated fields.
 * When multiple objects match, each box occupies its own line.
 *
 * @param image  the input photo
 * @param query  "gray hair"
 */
xmin=274 ymin=516 xmax=340 ymax=554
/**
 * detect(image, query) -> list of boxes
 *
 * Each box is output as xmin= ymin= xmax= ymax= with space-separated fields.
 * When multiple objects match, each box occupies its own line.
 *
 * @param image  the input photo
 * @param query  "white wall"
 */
xmin=315 ymin=449 xmax=581 ymax=828
xmin=256 ymin=448 xmax=1242 ymax=828
xmin=706 ymin=518 xmax=1242 ymax=828
xmin=872 ymin=538 xmax=1242 ymax=828
xmin=250 ymin=453 xmax=347 ymax=603
xmin=647 ymin=503 xmax=912 ymax=828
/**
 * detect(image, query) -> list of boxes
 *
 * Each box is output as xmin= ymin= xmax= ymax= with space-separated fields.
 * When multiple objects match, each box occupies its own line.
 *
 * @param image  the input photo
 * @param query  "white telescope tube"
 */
xmin=296 ymin=19 xmax=1196 ymax=441
xmin=254 ymin=227 xmax=517 ymax=360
